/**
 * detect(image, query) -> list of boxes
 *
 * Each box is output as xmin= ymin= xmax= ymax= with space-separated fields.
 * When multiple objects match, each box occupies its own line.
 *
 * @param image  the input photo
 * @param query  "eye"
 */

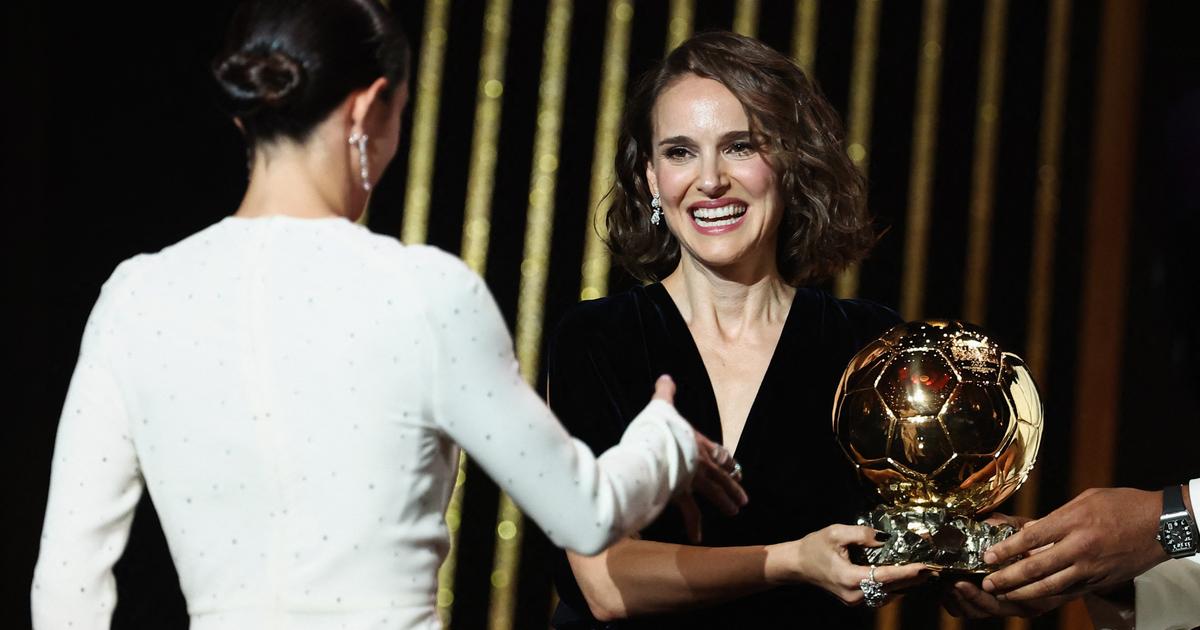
xmin=726 ymin=141 xmax=755 ymax=157
xmin=663 ymin=146 xmax=694 ymax=161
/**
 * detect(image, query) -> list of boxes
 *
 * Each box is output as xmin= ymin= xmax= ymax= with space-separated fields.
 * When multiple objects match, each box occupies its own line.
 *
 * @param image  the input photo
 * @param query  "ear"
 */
xmin=348 ymin=77 xmax=391 ymax=137
xmin=644 ymin=159 xmax=658 ymax=198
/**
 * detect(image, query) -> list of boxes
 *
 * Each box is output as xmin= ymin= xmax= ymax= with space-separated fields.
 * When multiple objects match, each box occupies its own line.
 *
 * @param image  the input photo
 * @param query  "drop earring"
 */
xmin=650 ymin=193 xmax=662 ymax=225
xmin=348 ymin=132 xmax=371 ymax=191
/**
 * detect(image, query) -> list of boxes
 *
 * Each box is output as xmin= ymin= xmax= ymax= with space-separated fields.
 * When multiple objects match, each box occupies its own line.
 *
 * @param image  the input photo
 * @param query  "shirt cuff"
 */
xmin=1190 ymin=478 xmax=1200 ymax=564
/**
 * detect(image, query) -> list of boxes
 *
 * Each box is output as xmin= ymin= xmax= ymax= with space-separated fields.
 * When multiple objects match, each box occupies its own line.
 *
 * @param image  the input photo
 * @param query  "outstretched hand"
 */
xmin=652 ymin=375 xmax=749 ymax=543
xmin=981 ymin=487 xmax=1167 ymax=600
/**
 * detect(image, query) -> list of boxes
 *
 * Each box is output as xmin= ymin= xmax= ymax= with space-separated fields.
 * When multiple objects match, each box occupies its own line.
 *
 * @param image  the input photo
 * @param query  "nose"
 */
xmin=696 ymin=156 xmax=729 ymax=198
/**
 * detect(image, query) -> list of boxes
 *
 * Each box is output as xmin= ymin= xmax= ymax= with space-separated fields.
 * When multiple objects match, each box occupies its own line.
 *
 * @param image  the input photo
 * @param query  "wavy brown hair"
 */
xmin=606 ymin=31 xmax=874 ymax=285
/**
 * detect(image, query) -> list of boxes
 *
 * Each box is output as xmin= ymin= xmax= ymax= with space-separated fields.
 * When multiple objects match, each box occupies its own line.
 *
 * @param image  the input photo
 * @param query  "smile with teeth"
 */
xmin=690 ymin=204 xmax=747 ymax=226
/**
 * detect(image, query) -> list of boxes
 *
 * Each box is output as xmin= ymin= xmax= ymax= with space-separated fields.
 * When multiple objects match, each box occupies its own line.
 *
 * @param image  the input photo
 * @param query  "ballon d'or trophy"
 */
xmin=833 ymin=320 xmax=1044 ymax=574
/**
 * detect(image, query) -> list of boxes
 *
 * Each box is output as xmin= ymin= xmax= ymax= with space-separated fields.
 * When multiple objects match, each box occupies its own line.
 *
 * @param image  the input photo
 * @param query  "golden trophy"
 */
xmin=833 ymin=320 xmax=1044 ymax=573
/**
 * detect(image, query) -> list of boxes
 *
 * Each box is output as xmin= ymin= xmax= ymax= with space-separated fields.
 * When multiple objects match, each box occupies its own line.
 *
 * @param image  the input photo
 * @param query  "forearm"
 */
xmin=569 ymin=537 xmax=793 ymax=620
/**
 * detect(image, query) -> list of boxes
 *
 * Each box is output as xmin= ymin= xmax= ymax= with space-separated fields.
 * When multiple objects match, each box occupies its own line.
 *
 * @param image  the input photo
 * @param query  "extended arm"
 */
xmin=421 ymin=252 xmax=705 ymax=554
xmin=32 ymin=268 xmax=144 ymax=630
xmin=568 ymin=526 xmax=927 ymax=620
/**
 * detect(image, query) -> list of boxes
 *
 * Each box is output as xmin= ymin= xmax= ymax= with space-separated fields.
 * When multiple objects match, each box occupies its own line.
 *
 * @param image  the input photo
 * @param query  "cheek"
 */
xmin=735 ymin=161 xmax=786 ymax=226
xmin=731 ymin=157 xmax=779 ymax=199
xmin=655 ymin=164 xmax=693 ymax=204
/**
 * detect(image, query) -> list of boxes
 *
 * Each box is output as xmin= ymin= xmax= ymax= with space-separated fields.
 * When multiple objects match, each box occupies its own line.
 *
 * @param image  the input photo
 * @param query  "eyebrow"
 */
xmin=656 ymin=130 xmax=752 ymax=147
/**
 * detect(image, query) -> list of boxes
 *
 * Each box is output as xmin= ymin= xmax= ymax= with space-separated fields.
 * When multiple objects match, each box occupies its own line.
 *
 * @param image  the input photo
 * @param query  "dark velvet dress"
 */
xmin=547 ymin=283 xmax=902 ymax=629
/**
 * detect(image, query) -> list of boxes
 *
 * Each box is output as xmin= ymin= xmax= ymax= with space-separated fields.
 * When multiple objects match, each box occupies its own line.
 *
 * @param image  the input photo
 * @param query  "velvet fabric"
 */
xmin=547 ymin=282 xmax=902 ymax=629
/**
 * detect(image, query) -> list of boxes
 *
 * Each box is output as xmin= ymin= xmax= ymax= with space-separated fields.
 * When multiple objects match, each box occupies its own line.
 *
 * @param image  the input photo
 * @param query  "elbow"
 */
xmin=588 ymin=600 xmax=623 ymax=623
xmin=578 ymin=581 xmax=628 ymax=622
xmin=567 ymin=545 xmax=632 ymax=622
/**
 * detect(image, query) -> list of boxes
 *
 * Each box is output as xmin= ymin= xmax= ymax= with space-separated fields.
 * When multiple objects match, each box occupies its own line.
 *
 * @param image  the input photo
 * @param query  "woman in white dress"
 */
xmin=29 ymin=1 xmax=746 ymax=628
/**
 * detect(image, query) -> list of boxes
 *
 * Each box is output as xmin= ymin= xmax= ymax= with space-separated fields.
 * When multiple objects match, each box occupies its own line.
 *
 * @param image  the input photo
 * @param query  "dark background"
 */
xmin=5 ymin=1 xmax=1198 ymax=629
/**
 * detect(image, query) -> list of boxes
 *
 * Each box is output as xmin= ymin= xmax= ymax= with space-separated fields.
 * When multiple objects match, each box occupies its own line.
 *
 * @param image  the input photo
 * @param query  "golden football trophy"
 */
xmin=833 ymin=320 xmax=1044 ymax=573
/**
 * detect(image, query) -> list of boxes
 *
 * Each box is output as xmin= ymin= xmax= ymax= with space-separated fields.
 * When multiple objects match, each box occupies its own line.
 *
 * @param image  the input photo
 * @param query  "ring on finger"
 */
xmin=730 ymin=461 xmax=743 ymax=481
xmin=860 ymin=565 xmax=886 ymax=608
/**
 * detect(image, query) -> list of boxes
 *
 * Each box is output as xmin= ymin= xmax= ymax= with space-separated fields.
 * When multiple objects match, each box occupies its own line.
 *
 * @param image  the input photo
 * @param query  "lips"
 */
xmin=687 ymin=198 xmax=748 ymax=234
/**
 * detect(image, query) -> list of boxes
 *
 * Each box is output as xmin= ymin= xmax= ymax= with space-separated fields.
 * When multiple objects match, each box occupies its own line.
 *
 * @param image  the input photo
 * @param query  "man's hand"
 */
xmin=942 ymin=580 xmax=1066 ymax=618
xmin=981 ymin=488 xmax=1168 ymax=600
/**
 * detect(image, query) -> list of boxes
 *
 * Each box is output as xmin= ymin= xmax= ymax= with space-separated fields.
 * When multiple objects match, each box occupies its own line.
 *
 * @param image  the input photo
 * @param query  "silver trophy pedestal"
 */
xmin=851 ymin=506 xmax=1016 ymax=575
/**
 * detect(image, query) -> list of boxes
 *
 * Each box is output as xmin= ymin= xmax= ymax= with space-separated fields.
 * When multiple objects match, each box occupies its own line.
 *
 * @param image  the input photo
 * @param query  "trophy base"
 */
xmin=850 ymin=507 xmax=1016 ymax=574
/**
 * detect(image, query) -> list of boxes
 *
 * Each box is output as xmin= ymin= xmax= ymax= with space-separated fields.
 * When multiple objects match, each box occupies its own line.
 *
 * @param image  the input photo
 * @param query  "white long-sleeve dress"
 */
xmin=31 ymin=215 xmax=698 ymax=630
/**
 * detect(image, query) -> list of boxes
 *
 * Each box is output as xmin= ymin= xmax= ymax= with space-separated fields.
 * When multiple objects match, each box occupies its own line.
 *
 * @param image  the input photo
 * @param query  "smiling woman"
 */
xmin=546 ymin=31 xmax=926 ymax=630
xmin=648 ymin=75 xmax=786 ymax=275
xmin=607 ymin=30 xmax=874 ymax=287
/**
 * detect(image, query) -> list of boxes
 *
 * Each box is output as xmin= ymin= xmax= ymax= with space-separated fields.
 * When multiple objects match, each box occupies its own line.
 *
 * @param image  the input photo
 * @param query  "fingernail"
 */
xmin=955 ymin=582 xmax=970 ymax=593
xmin=874 ymin=530 xmax=891 ymax=542
xmin=919 ymin=568 xmax=936 ymax=576
xmin=982 ymin=579 xmax=995 ymax=592
xmin=984 ymin=551 xmax=997 ymax=564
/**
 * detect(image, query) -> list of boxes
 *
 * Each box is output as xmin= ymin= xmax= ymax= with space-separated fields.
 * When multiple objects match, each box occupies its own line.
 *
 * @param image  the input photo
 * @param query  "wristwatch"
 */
xmin=1156 ymin=484 xmax=1200 ymax=558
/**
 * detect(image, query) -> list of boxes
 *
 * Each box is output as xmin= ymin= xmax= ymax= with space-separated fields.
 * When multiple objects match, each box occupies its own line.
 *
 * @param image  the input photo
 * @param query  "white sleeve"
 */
xmin=1191 ymin=478 xmax=1200 ymax=535
xmin=1130 ymin=478 xmax=1200 ymax=630
xmin=1134 ymin=558 xmax=1200 ymax=630
xmin=419 ymin=253 xmax=698 ymax=555
xmin=32 ymin=267 xmax=144 ymax=629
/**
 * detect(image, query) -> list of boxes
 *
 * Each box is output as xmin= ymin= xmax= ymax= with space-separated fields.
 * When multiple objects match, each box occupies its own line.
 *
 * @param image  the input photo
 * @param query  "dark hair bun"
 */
xmin=214 ymin=50 xmax=305 ymax=112
xmin=213 ymin=0 xmax=409 ymax=146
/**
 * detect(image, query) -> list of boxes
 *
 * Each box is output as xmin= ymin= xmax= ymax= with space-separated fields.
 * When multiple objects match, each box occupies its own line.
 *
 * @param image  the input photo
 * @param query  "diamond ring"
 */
xmin=860 ymin=565 xmax=885 ymax=608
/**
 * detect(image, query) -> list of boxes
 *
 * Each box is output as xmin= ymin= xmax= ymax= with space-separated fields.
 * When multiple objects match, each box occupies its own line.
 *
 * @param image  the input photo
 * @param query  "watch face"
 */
xmin=1161 ymin=517 xmax=1198 ymax=555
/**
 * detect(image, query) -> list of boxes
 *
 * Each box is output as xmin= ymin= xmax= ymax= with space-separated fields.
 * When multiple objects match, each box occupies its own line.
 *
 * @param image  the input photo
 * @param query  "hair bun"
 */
xmin=214 ymin=50 xmax=305 ymax=110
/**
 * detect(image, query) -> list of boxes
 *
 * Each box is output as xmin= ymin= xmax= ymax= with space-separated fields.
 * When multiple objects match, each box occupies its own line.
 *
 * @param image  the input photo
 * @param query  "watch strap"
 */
xmin=1163 ymin=483 xmax=1188 ymax=517
xmin=1159 ymin=484 xmax=1200 ymax=559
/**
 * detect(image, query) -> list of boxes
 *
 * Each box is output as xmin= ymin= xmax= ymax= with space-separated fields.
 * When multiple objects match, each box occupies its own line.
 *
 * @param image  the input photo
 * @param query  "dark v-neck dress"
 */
xmin=547 ymin=283 xmax=901 ymax=629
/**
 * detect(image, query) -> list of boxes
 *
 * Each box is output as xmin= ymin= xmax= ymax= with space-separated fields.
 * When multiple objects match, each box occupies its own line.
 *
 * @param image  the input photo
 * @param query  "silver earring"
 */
xmin=650 ymin=193 xmax=662 ymax=225
xmin=348 ymin=132 xmax=371 ymax=191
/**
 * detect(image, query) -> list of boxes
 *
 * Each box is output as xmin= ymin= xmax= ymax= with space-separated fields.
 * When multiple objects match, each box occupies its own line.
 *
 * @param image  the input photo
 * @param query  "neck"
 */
xmin=662 ymin=252 xmax=794 ymax=338
xmin=234 ymin=137 xmax=362 ymax=220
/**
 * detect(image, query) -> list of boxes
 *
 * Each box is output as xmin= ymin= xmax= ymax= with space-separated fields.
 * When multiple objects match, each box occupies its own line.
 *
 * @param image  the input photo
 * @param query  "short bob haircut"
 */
xmin=606 ymin=31 xmax=874 ymax=286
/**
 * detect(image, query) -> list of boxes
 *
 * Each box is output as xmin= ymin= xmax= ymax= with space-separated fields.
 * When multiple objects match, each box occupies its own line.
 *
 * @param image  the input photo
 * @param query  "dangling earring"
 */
xmin=348 ymin=132 xmax=371 ymax=191
xmin=650 ymin=193 xmax=663 ymax=225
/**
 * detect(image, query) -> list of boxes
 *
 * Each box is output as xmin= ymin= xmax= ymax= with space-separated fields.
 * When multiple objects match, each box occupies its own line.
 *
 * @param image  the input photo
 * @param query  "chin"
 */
xmin=680 ymin=236 xmax=777 ymax=276
xmin=689 ymin=249 xmax=759 ymax=273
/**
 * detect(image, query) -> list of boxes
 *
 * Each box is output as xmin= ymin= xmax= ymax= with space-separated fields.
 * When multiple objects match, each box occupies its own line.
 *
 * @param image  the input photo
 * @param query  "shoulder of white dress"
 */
xmin=104 ymin=253 xmax=154 ymax=294
xmin=400 ymin=245 xmax=480 ymax=285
